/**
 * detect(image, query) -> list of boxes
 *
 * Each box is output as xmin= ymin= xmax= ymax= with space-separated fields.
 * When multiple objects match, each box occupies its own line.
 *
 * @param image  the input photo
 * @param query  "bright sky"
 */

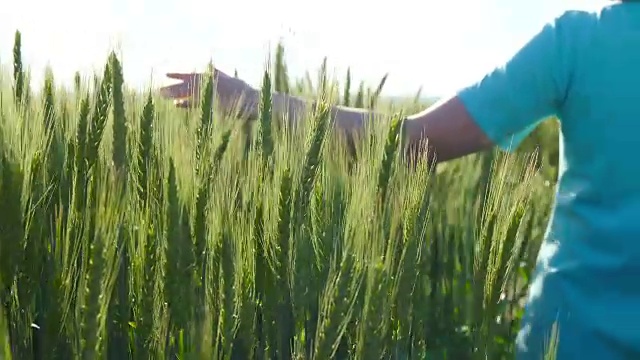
xmin=0 ymin=0 xmax=608 ymax=97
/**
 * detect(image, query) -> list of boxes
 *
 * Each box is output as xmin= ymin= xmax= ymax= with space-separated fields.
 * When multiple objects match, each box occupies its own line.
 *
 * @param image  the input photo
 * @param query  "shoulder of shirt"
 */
xmin=556 ymin=2 xmax=618 ymax=25
xmin=546 ymin=4 xmax=614 ymax=39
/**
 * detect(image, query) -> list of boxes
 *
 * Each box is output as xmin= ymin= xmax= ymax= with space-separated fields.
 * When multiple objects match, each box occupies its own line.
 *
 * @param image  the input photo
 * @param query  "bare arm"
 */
xmin=269 ymin=90 xmax=494 ymax=164
xmin=403 ymin=96 xmax=494 ymax=162
xmin=160 ymin=71 xmax=494 ymax=163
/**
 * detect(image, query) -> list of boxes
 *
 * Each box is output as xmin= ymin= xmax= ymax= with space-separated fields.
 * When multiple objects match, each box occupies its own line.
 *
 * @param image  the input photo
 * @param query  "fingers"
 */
xmin=165 ymin=72 xmax=198 ymax=81
xmin=161 ymin=68 xmax=238 ymax=103
xmin=165 ymin=69 xmax=235 ymax=84
xmin=166 ymin=71 xmax=222 ymax=81
xmin=159 ymin=82 xmax=189 ymax=99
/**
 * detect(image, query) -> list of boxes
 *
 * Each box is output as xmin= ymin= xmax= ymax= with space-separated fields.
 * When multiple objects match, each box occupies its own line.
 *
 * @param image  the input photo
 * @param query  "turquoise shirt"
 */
xmin=458 ymin=3 xmax=640 ymax=359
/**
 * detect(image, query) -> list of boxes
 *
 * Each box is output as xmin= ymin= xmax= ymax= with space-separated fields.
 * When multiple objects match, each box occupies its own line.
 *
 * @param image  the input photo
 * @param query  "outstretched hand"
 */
xmin=159 ymin=69 xmax=258 ymax=118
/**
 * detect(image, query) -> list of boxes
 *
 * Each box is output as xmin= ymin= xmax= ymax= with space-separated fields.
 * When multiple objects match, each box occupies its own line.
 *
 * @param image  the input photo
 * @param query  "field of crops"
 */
xmin=0 ymin=31 xmax=560 ymax=359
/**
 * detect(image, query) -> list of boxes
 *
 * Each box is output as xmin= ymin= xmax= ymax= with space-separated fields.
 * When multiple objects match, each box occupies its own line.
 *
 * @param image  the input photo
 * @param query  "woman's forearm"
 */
xmin=270 ymin=90 xmax=387 ymax=137
xmin=243 ymin=87 xmax=494 ymax=164
xmin=269 ymin=91 xmax=430 ymax=160
xmin=270 ymin=91 xmax=493 ymax=164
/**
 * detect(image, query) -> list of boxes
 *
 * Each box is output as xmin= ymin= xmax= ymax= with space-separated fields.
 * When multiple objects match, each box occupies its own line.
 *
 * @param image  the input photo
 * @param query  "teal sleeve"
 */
xmin=456 ymin=13 xmax=574 ymax=152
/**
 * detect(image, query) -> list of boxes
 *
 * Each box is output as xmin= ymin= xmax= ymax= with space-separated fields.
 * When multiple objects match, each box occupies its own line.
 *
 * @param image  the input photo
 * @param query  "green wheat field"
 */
xmin=0 ymin=31 xmax=561 ymax=359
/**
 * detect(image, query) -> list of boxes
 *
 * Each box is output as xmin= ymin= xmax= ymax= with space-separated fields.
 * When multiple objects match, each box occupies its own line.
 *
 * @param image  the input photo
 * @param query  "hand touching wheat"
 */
xmin=159 ymin=69 xmax=258 ymax=118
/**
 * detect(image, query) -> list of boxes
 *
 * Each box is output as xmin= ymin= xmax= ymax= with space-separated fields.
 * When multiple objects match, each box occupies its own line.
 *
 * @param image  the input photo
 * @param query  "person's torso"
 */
xmin=536 ymin=2 xmax=640 ymax=348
